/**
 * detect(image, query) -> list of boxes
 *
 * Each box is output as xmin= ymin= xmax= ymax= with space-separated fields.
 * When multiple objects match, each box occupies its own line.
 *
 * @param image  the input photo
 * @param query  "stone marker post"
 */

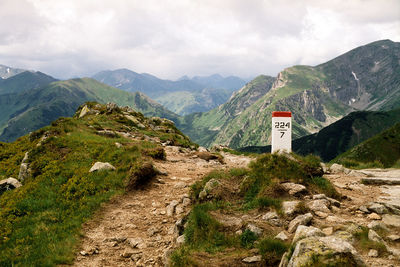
xmin=271 ymin=111 xmax=292 ymax=153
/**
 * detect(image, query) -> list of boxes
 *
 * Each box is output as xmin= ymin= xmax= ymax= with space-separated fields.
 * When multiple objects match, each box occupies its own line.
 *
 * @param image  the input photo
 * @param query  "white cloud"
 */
xmin=0 ymin=0 xmax=398 ymax=79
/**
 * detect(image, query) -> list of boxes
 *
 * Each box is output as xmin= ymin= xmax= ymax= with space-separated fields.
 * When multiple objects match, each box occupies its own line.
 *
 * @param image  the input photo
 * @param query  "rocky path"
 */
xmin=72 ymin=146 xmax=251 ymax=267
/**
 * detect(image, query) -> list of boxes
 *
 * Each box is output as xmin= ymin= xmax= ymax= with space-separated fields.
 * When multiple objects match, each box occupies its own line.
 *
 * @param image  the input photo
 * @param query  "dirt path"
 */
xmin=72 ymin=146 xmax=251 ymax=267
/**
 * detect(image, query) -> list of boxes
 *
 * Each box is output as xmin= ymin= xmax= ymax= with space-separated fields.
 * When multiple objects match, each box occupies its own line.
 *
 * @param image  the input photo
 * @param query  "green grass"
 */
xmin=258 ymin=237 xmax=288 ymax=266
xmin=0 ymin=102 xmax=195 ymax=266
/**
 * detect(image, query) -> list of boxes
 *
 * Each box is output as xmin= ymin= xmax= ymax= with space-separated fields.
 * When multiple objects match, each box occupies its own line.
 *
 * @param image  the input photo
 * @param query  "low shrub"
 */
xmin=240 ymin=229 xmax=258 ymax=248
xmin=258 ymin=237 xmax=288 ymax=266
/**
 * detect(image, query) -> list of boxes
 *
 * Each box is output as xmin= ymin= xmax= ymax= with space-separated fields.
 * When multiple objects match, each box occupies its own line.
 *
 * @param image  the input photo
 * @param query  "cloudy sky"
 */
xmin=1 ymin=0 xmax=399 ymax=80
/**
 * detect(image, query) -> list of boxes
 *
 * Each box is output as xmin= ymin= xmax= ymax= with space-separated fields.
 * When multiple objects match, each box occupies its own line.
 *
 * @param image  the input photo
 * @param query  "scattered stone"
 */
xmin=198 ymin=179 xmax=220 ymax=200
xmin=314 ymin=211 xmax=329 ymax=218
xmin=262 ymin=211 xmax=283 ymax=226
xmin=307 ymin=199 xmax=331 ymax=213
xmin=0 ymin=177 xmax=22 ymax=193
xmin=281 ymin=182 xmax=307 ymax=196
xmin=96 ymin=130 xmax=118 ymax=138
xmin=326 ymin=216 xmax=345 ymax=224
xmin=329 ymin=163 xmax=345 ymax=173
xmin=359 ymin=205 xmax=369 ymax=213
xmin=147 ymin=226 xmax=161 ymax=237
xmin=275 ymin=231 xmax=289 ymax=241
xmin=217 ymin=214 xmax=243 ymax=231
xmin=368 ymin=229 xmax=385 ymax=244
xmin=198 ymin=147 xmax=209 ymax=152
xmin=176 ymin=235 xmax=185 ymax=245
xmin=293 ymin=225 xmax=325 ymax=243
xmin=246 ymin=224 xmax=263 ymax=236
xmin=80 ymin=250 xmax=88 ymax=256
xmin=312 ymin=194 xmax=326 ymax=200
xmin=362 ymin=177 xmax=400 ymax=185
xmin=367 ymin=221 xmax=388 ymax=231
xmin=367 ymin=213 xmax=381 ymax=220
xmin=126 ymin=237 xmax=145 ymax=248
xmin=115 ymin=142 xmax=122 ymax=148
xmin=106 ymin=102 xmax=118 ymax=113
xmin=242 ymin=255 xmax=262 ymax=263
xmin=327 ymin=197 xmax=341 ymax=207
xmin=368 ymin=203 xmax=388 ymax=214
xmin=121 ymin=248 xmax=135 ymax=258
xmin=288 ymin=213 xmax=313 ymax=233
xmin=182 ymin=197 xmax=191 ymax=207
xmin=175 ymin=205 xmax=184 ymax=215
xmin=322 ymin=227 xmax=334 ymax=236
xmin=382 ymin=214 xmax=400 ymax=227
xmin=282 ymin=201 xmax=300 ymax=217
xmin=166 ymin=200 xmax=179 ymax=217
xmin=387 ymin=235 xmax=400 ymax=242
xmin=89 ymin=162 xmax=116 ymax=172
xmin=368 ymin=249 xmax=379 ymax=257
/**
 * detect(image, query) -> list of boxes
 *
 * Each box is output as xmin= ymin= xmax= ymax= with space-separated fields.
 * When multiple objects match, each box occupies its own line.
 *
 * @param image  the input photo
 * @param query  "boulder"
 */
xmin=127 ymin=237 xmax=145 ymax=249
xmin=166 ymin=200 xmax=179 ymax=217
xmin=79 ymin=105 xmax=91 ymax=118
xmin=286 ymin=236 xmax=365 ymax=267
xmin=329 ymin=163 xmax=345 ymax=173
xmin=367 ymin=213 xmax=381 ymax=220
xmin=322 ymin=227 xmax=334 ymax=236
xmin=282 ymin=201 xmax=300 ymax=217
xmin=368 ymin=203 xmax=388 ymax=214
xmin=246 ymin=223 xmax=263 ymax=236
xmin=242 ymin=255 xmax=262 ymax=263
xmin=89 ymin=162 xmax=116 ymax=172
xmin=307 ymin=199 xmax=331 ymax=213
xmin=288 ymin=213 xmax=313 ymax=233
xmin=281 ymin=182 xmax=307 ymax=196
xmin=262 ymin=211 xmax=283 ymax=226
xmin=106 ymin=102 xmax=118 ymax=113
xmin=275 ymin=231 xmax=289 ymax=241
xmin=368 ymin=249 xmax=378 ymax=257
xmin=199 ymin=179 xmax=220 ymax=200
xmin=292 ymin=225 xmax=325 ymax=243
xmin=387 ymin=235 xmax=400 ymax=242
xmin=367 ymin=221 xmax=388 ymax=231
xmin=0 ymin=177 xmax=22 ymax=193
xmin=368 ymin=229 xmax=385 ymax=244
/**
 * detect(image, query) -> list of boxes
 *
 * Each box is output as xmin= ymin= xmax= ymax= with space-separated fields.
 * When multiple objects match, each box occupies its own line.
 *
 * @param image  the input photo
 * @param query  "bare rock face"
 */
xmin=284 ymin=235 xmax=365 ymax=267
xmin=292 ymin=225 xmax=325 ymax=243
xmin=282 ymin=201 xmax=300 ymax=217
xmin=89 ymin=162 xmax=116 ymax=172
xmin=0 ymin=177 xmax=22 ymax=194
xmin=18 ymin=152 xmax=30 ymax=182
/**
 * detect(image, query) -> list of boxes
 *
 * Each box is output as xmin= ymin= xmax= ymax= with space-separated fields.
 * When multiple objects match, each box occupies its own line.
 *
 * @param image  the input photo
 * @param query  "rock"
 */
xmin=80 ymin=250 xmax=88 ymax=256
xmin=0 ymin=177 xmax=22 ymax=193
xmin=362 ymin=177 xmax=400 ymax=185
xmin=199 ymin=179 xmax=220 ymax=200
xmin=368 ymin=249 xmax=378 ymax=257
xmin=329 ymin=163 xmax=345 ymax=173
xmin=322 ymin=227 xmax=334 ymax=236
xmin=368 ymin=203 xmax=388 ymax=214
xmin=182 ymin=197 xmax=191 ymax=207
xmin=388 ymin=235 xmax=400 ymax=242
xmin=115 ymin=142 xmax=122 ymax=148
xmin=275 ymin=231 xmax=289 ymax=241
xmin=96 ymin=130 xmax=118 ymax=138
xmin=367 ymin=213 xmax=381 ymax=220
xmin=327 ymin=197 xmax=341 ymax=207
xmin=121 ymin=248 xmax=135 ymax=258
xmin=281 ymin=182 xmax=307 ymax=196
xmin=127 ymin=237 xmax=145 ymax=248
xmin=367 ymin=221 xmax=388 ymax=231
xmin=288 ymin=213 xmax=313 ymax=233
xmin=312 ymin=194 xmax=326 ymax=200
xmin=282 ymin=201 xmax=300 ymax=217
xmin=307 ymin=199 xmax=331 ymax=213
xmin=79 ymin=105 xmax=91 ymax=118
xmin=176 ymin=235 xmax=185 ymax=245
xmin=287 ymin=236 xmax=365 ymax=267
xmin=18 ymin=152 xmax=30 ymax=182
xmin=175 ymin=205 xmax=184 ymax=215
xmin=326 ymin=216 xmax=345 ymax=224
xmin=359 ymin=205 xmax=369 ymax=213
xmin=198 ymin=146 xmax=209 ymax=152
xmin=106 ymin=102 xmax=118 ymax=113
xmin=217 ymin=214 xmax=243 ymax=231
xmin=166 ymin=200 xmax=179 ymax=217
xmin=246 ymin=224 xmax=263 ymax=236
xmin=293 ymin=225 xmax=325 ymax=243
xmin=147 ymin=226 xmax=161 ymax=237
xmin=242 ymin=255 xmax=262 ymax=263
xmin=382 ymin=214 xmax=400 ymax=227
xmin=262 ymin=211 xmax=283 ymax=226
xmin=368 ymin=229 xmax=385 ymax=244
xmin=89 ymin=162 xmax=116 ymax=172
xmin=334 ymin=231 xmax=355 ymax=244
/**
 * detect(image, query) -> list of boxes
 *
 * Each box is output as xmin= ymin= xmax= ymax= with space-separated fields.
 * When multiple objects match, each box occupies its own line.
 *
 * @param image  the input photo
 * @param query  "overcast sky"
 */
xmin=1 ymin=0 xmax=399 ymax=80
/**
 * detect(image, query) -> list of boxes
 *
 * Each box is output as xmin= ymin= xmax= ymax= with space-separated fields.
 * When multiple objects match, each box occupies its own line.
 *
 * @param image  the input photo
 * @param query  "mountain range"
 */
xmin=92 ymin=70 xmax=247 ymax=115
xmin=179 ymin=39 xmax=400 ymax=149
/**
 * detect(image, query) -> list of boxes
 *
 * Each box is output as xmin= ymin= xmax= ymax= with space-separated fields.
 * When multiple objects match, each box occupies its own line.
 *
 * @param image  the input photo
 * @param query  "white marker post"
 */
xmin=271 ymin=111 xmax=292 ymax=153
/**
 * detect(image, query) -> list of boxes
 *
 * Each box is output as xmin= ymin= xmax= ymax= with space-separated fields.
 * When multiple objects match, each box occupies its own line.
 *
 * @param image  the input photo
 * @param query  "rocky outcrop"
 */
xmin=0 ymin=177 xmax=22 ymax=194
xmin=18 ymin=152 xmax=30 ymax=181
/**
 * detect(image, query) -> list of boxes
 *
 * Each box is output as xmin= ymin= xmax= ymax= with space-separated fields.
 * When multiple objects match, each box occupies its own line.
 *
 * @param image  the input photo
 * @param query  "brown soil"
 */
xmin=70 ymin=146 xmax=251 ymax=267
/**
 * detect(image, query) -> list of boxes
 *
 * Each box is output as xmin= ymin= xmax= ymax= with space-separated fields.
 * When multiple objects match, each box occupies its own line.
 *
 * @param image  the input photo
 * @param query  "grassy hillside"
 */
xmin=0 ymin=78 xmax=179 ymax=142
xmin=0 ymin=71 xmax=56 ymax=95
xmin=334 ymin=122 xmax=400 ymax=168
xmin=0 ymin=102 xmax=194 ymax=266
xmin=239 ymin=108 xmax=400 ymax=162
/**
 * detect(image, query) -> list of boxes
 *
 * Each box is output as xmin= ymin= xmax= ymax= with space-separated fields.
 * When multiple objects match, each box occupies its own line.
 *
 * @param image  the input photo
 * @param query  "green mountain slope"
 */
xmin=0 ymin=102 xmax=194 ymax=266
xmin=0 ymin=71 xmax=57 ymax=95
xmin=180 ymin=40 xmax=400 ymax=149
xmin=334 ymin=122 xmax=400 ymax=168
xmin=0 ymin=64 xmax=26 ymax=79
xmin=93 ymin=69 xmax=246 ymax=115
xmin=238 ymin=108 xmax=400 ymax=162
xmin=0 ymin=78 xmax=179 ymax=142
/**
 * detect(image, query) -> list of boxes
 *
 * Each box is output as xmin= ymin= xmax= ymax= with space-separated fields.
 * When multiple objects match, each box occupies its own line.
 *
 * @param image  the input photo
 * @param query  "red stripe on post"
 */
xmin=272 ymin=111 xmax=292 ymax=117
